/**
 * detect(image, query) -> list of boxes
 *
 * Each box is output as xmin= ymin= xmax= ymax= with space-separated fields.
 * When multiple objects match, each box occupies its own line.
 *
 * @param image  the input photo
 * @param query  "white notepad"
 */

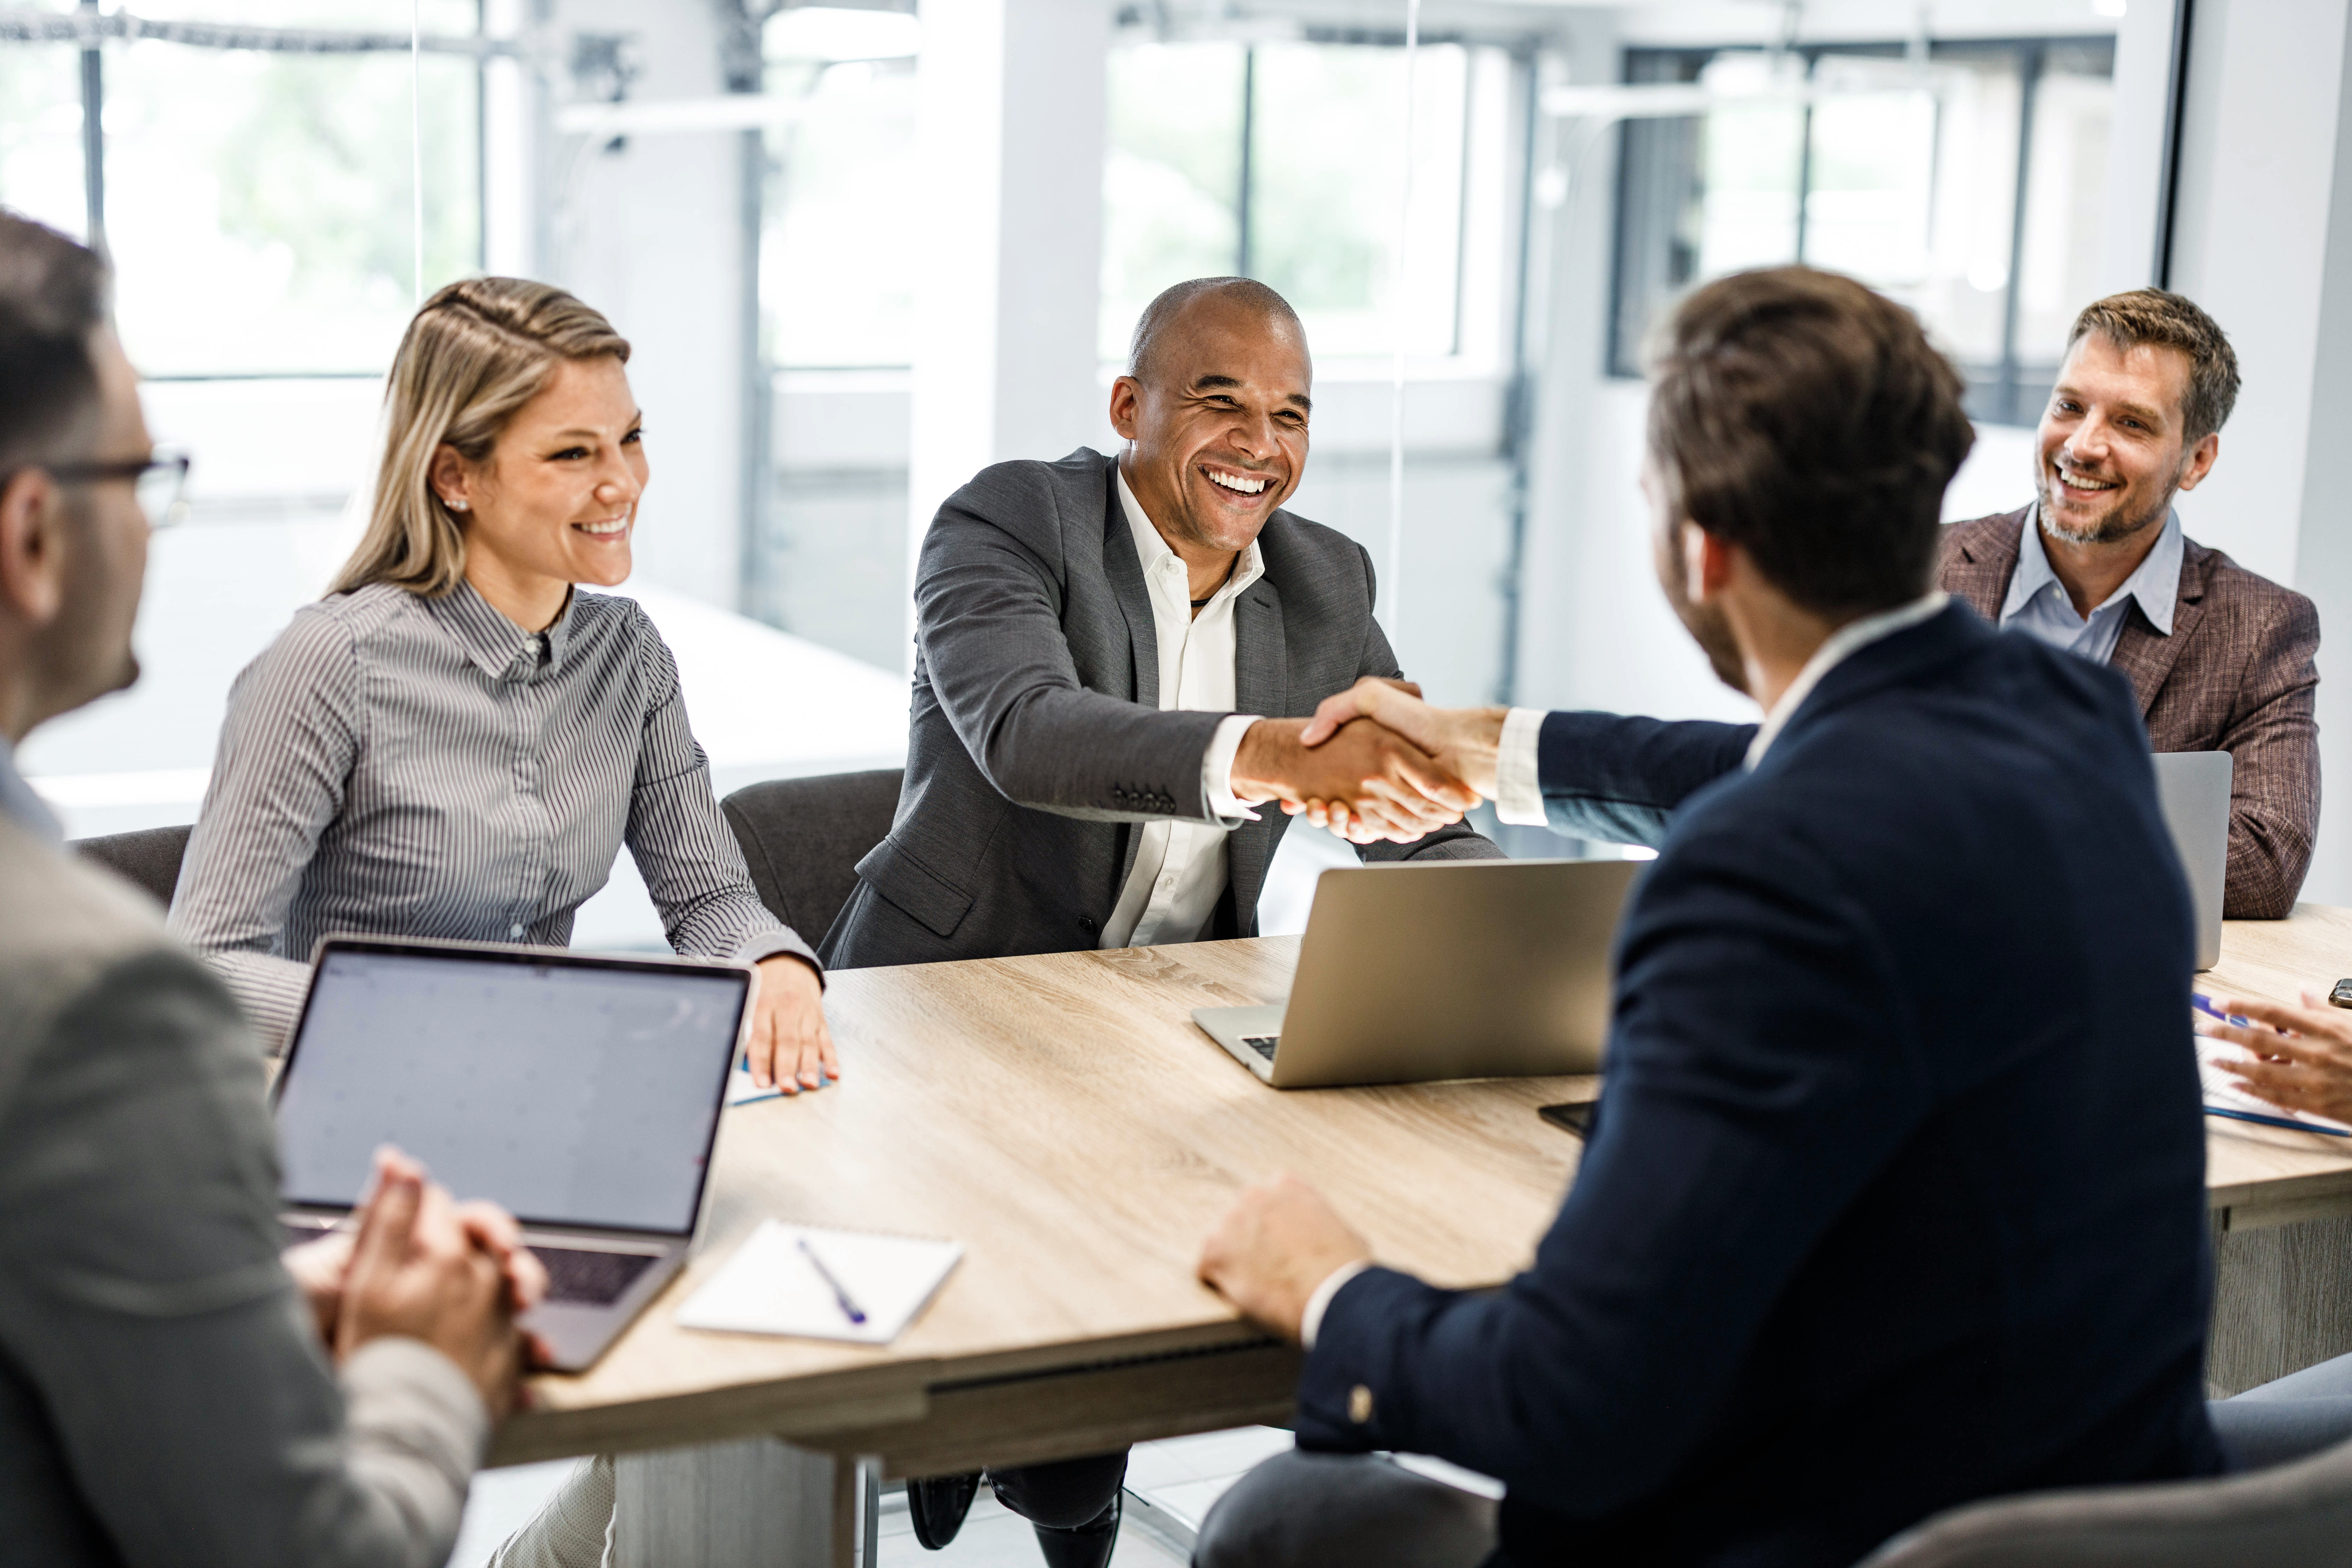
xmin=675 ymin=1219 xmax=963 ymax=1344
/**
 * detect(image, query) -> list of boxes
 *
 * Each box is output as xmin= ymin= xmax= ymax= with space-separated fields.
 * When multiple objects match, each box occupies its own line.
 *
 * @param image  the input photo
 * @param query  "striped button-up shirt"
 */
xmin=168 ymin=580 xmax=815 ymax=1048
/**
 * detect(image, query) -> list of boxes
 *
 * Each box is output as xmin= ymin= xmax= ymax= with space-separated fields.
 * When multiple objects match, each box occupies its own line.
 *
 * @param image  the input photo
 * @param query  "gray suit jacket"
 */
xmin=825 ymin=448 xmax=1500 ymax=967
xmin=0 ymin=815 xmax=484 ymax=1567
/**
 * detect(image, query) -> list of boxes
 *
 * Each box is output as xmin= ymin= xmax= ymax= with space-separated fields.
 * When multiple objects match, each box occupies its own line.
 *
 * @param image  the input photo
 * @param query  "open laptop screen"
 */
xmin=274 ymin=941 xmax=750 ymax=1235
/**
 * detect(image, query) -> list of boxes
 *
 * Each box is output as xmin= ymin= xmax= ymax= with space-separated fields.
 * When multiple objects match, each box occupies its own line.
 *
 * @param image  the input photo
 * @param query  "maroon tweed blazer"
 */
xmin=1939 ymin=507 xmax=2320 ymax=918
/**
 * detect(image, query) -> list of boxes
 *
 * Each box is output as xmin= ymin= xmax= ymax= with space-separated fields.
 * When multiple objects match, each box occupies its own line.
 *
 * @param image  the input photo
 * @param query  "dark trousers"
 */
xmin=987 ymin=1450 xmax=1128 ymax=1532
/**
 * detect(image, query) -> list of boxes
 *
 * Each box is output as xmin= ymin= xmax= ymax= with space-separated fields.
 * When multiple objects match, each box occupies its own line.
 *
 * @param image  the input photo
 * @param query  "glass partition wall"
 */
xmin=1610 ymin=36 xmax=2116 ymax=426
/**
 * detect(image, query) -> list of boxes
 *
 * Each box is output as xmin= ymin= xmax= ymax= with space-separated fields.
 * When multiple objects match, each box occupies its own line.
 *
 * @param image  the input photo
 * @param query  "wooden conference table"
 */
xmin=493 ymin=909 xmax=2352 ymax=1567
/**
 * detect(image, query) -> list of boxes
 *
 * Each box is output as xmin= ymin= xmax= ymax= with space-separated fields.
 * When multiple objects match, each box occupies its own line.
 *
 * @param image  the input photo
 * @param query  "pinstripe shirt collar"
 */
xmin=423 ymin=580 xmax=575 ymax=679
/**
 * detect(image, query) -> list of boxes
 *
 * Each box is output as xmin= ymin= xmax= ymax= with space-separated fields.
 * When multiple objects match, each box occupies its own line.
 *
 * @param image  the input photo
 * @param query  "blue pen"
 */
xmin=797 ymin=1235 xmax=868 ymax=1325
xmin=2191 ymin=993 xmax=2251 ymax=1029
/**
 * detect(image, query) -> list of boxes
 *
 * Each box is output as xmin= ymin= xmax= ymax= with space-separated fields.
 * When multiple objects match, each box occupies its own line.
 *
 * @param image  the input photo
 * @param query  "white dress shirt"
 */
xmin=1490 ymin=593 xmax=1952 ymax=823
xmin=1098 ymin=466 xmax=1265 ymax=950
xmin=1999 ymin=503 xmax=2182 ymax=666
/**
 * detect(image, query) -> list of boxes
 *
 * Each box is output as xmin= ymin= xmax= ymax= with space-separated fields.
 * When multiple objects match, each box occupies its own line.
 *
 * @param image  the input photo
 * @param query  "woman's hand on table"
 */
xmin=749 ymin=954 xmax=837 ymax=1093
xmin=2195 ymin=990 xmax=2352 ymax=1124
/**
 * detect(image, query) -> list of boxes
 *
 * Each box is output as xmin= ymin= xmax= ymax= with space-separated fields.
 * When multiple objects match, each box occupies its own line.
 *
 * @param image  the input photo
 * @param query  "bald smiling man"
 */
xmin=822 ymin=277 xmax=1501 ymax=1567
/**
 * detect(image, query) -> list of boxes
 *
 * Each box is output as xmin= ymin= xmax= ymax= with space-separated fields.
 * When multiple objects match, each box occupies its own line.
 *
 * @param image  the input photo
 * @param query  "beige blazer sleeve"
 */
xmin=0 ymin=916 xmax=485 ymax=1567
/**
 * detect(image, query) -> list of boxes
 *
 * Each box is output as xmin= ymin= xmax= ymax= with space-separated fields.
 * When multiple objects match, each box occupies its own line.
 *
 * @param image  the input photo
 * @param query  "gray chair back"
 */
xmin=720 ymin=769 xmax=902 ymax=949
xmin=71 ymin=823 xmax=193 ymax=909
xmin=1858 ymin=1435 xmax=2352 ymax=1567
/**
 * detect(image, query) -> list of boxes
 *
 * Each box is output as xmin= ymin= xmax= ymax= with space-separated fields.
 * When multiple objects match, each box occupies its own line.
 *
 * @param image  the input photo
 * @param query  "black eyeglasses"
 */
xmin=38 ymin=450 xmax=192 ymax=529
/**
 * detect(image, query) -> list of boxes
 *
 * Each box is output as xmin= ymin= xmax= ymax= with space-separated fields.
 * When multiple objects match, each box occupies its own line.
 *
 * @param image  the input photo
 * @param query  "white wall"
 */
xmin=2161 ymin=0 xmax=2352 ymax=903
xmin=906 ymin=0 xmax=1111 ymax=601
xmin=548 ymin=0 xmax=750 ymax=610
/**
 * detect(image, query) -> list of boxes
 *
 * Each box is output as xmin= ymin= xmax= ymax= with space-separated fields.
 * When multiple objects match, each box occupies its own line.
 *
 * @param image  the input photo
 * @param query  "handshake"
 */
xmin=1229 ymin=678 xmax=1510 ymax=845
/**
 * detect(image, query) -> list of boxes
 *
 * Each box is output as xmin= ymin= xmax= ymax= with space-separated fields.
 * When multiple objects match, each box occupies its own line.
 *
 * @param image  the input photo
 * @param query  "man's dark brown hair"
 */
xmin=1648 ymin=266 xmax=1975 ymax=620
xmin=0 ymin=210 xmax=109 ymax=475
xmin=2068 ymin=287 xmax=2240 ymax=446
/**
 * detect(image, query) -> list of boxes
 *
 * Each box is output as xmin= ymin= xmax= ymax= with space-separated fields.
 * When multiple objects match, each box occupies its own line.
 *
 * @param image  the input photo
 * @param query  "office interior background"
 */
xmin=4 ymin=0 xmax=2346 ymax=948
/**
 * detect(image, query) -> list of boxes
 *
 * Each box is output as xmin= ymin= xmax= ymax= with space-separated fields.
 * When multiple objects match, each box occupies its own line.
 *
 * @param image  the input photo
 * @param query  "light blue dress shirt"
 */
xmin=1998 ymin=504 xmax=2183 ymax=665
xmin=0 ymin=737 xmax=61 ymax=841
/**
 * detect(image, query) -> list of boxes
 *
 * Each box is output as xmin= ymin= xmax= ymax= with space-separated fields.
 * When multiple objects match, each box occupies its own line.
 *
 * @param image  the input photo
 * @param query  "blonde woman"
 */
xmin=169 ymin=278 xmax=835 ymax=1093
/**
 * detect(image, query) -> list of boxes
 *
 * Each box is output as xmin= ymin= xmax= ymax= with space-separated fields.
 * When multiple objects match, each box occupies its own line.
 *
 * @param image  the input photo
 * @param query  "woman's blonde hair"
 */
xmin=330 ymin=277 xmax=630 ymax=598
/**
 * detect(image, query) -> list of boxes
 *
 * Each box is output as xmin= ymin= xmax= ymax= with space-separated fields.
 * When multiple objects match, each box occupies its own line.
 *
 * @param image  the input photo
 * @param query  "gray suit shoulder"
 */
xmin=938 ymin=448 xmax=1118 ymax=576
xmin=1258 ymin=506 xmax=1377 ymax=580
xmin=0 ymin=819 xmax=188 ymax=1089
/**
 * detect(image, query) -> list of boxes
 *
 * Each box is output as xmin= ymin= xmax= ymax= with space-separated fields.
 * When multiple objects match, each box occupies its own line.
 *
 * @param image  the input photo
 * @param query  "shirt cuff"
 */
xmin=1204 ymin=714 xmax=1266 ymax=825
xmin=1494 ymin=706 xmax=1549 ymax=827
xmin=734 ymin=928 xmax=825 ymax=986
xmin=1300 ymin=1259 xmax=1372 ymax=1350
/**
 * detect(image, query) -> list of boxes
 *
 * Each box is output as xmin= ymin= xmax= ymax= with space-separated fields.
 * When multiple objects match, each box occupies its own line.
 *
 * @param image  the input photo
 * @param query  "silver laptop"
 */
xmin=2154 ymin=750 xmax=2233 ymax=971
xmin=1193 ymin=858 xmax=1641 ymax=1089
xmin=272 ymin=935 xmax=754 ymax=1371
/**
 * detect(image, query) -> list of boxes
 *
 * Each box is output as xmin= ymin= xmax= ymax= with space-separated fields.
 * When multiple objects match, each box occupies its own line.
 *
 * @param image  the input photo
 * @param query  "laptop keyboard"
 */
xmin=1243 ymin=1035 xmax=1280 ymax=1060
xmin=281 ymin=1225 xmax=657 ymax=1307
xmin=534 ymin=1246 xmax=658 ymax=1306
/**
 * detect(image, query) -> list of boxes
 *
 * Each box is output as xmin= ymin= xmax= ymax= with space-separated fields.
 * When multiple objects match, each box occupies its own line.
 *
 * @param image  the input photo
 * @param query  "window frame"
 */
xmin=1606 ymin=33 xmax=2118 ymax=428
xmin=4 ymin=4 xmax=496 ymax=381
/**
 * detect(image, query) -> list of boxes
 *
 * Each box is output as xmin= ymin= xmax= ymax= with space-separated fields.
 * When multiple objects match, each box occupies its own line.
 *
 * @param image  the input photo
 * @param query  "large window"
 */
xmin=757 ymin=6 xmax=918 ymax=370
xmin=0 ymin=3 xmax=486 ymax=379
xmin=1103 ymin=37 xmax=1491 ymax=365
xmin=1610 ymin=37 xmax=2114 ymax=424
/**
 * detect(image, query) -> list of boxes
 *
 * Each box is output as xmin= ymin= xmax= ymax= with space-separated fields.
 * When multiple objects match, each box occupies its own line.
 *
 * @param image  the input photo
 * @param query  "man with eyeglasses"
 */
xmin=0 ymin=208 xmax=539 ymax=1566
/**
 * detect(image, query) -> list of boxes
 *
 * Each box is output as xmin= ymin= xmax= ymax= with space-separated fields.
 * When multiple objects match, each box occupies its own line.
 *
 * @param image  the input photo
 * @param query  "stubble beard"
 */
xmin=2037 ymin=466 xmax=2176 ymax=549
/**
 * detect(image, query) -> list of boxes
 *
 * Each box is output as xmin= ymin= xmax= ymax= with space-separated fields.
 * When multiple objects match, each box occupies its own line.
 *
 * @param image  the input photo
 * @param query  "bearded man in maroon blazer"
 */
xmin=1939 ymin=288 xmax=2318 ymax=917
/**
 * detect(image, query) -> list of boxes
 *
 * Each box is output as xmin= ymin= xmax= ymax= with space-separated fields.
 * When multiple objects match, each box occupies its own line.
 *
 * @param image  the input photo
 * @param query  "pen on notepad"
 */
xmin=796 ymin=1236 xmax=868 ymax=1325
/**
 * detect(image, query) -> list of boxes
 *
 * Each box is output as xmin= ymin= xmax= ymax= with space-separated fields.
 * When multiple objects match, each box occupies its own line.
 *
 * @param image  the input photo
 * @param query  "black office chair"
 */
xmin=71 ymin=823 xmax=194 ymax=909
xmin=1858 ymin=1432 xmax=2352 ymax=1566
xmin=719 ymin=769 xmax=903 ymax=948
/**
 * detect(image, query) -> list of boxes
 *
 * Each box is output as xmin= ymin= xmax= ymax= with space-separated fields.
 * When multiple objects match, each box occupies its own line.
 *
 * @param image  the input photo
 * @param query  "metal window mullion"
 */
xmin=78 ymin=0 xmax=105 ymax=255
xmin=1999 ymin=42 xmax=2044 ymax=425
xmin=1792 ymin=53 xmax=1817 ymax=266
xmin=1495 ymin=45 xmax=1542 ymax=706
xmin=1236 ymin=47 xmax=1256 ymax=276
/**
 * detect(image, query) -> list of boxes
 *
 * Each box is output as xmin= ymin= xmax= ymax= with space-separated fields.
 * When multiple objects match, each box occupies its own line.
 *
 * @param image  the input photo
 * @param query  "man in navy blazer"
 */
xmin=1192 ymin=267 xmax=2221 ymax=1568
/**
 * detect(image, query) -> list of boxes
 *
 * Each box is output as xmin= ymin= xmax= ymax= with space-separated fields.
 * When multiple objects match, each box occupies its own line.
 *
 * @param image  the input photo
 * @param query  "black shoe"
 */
xmin=907 ymin=1471 xmax=981 ymax=1550
xmin=1030 ymin=1488 xmax=1121 ymax=1568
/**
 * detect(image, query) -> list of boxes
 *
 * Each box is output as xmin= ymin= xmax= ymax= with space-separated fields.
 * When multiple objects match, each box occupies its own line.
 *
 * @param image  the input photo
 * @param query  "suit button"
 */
xmin=1348 ymin=1385 xmax=1374 ymax=1424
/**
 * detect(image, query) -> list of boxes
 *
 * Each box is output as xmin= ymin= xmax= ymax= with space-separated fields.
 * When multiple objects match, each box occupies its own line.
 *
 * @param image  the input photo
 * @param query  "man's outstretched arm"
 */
xmin=917 ymin=497 xmax=1473 ymax=837
xmin=1298 ymin=681 xmax=1753 ymax=847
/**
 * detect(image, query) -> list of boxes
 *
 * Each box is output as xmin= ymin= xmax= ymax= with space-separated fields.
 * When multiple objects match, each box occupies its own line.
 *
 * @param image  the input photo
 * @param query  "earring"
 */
xmin=445 ymin=497 xmax=469 ymax=513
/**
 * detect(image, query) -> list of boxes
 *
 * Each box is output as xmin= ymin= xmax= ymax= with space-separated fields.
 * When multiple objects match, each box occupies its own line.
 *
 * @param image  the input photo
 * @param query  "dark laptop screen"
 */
xmin=274 ymin=943 xmax=749 ymax=1234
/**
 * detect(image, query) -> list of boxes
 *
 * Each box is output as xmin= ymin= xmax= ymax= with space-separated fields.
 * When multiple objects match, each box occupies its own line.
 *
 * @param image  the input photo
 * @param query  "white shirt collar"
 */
xmin=1115 ymin=463 xmax=1264 ymax=606
xmin=2002 ymin=503 xmax=2183 ymax=637
xmin=1745 ymin=592 xmax=1950 ymax=769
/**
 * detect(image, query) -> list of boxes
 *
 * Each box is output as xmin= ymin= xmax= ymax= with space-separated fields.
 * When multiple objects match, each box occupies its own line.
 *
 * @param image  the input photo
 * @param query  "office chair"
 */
xmin=720 ymin=769 xmax=903 ymax=947
xmin=71 ymin=823 xmax=194 ymax=909
xmin=1858 ymin=1433 xmax=2352 ymax=1566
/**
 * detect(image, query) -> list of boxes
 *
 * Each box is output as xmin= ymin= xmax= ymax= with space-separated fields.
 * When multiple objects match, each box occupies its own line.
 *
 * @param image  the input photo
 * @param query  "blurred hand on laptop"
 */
xmin=748 ymin=954 xmax=837 ymax=1093
xmin=2196 ymin=991 xmax=2352 ymax=1125
xmin=1291 ymin=678 xmax=1508 ymax=843
xmin=282 ymin=1147 xmax=548 ymax=1419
